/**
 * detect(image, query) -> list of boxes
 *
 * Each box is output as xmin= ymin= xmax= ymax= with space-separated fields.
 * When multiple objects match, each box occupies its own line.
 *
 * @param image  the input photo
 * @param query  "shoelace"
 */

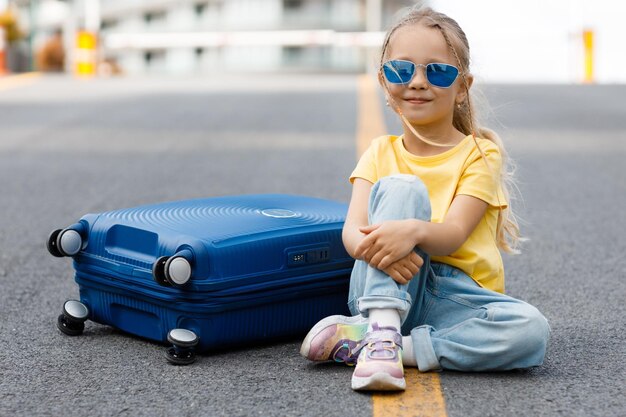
xmin=332 ymin=340 xmax=360 ymax=365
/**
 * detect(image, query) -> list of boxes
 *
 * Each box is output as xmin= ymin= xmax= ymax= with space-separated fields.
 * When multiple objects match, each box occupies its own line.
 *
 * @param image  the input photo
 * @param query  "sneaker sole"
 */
xmin=300 ymin=315 xmax=368 ymax=360
xmin=351 ymin=373 xmax=407 ymax=391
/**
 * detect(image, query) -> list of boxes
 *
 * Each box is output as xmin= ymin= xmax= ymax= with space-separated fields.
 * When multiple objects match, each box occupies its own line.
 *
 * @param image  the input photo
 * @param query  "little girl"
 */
xmin=300 ymin=6 xmax=550 ymax=391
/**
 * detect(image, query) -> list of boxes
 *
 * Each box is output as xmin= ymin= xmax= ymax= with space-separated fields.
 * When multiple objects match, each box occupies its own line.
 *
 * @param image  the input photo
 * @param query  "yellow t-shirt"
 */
xmin=350 ymin=134 xmax=508 ymax=293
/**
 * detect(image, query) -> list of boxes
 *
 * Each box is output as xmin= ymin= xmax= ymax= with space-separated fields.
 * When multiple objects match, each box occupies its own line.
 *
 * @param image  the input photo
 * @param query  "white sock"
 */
xmin=402 ymin=336 xmax=417 ymax=367
xmin=368 ymin=308 xmax=401 ymax=332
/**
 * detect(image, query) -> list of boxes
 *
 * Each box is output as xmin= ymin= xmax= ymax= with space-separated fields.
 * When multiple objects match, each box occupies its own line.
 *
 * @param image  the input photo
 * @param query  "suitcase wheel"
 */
xmin=46 ymin=229 xmax=64 ymax=257
xmin=153 ymin=256 xmax=192 ymax=287
xmin=164 ymin=257 xmax=192 ymax=286
xmin=47 ymin=228 xmax=83 ymax=257
xmin=57 ymin=300 xmax=89 ymax=336
xmin=165 ymin=329 xmax=199 ymax=365
xmin=152 ymin=256 xmax=170 ymax=286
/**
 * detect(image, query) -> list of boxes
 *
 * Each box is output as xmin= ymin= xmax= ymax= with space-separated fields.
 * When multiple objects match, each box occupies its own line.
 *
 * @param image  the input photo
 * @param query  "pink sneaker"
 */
xmin=300 ymin=315 xmax=369 ymax=365
xmin=351 ymin=323 xmax=405 ymax=391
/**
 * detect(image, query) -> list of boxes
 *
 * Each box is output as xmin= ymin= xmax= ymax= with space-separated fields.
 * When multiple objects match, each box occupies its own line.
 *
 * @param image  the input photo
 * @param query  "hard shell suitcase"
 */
xmin=48 ymin=194 xmax=354 ymax=364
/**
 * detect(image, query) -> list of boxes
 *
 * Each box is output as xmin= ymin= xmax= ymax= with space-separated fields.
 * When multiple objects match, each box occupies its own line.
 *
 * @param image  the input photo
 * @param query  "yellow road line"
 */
xmin=372 ymin=371 xmax=447 ymax=417
xmin=0 ymin=72 xmax=41 ymax=92
xmin=356 ymin=74 xmax=387 ymax=158
xmin=356 ymin=74 xmax=448 ymax=417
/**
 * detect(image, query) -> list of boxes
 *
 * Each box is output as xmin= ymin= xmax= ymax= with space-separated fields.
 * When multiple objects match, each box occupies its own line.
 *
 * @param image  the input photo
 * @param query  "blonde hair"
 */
xmin=379 ymin=5 xmax=523 ymax=254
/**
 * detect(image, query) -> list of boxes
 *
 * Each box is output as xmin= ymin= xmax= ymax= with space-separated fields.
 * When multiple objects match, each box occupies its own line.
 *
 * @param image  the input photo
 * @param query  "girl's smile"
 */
xmin=405 ymin=97 xmax=433 ymax=105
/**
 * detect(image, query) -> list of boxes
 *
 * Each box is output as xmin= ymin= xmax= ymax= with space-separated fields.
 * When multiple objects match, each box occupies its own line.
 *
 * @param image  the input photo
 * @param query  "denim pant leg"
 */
xmin=408 ymin=263 xmax=551 ymax=372
xmin=347 ymin=174 xmax=432 ymax=324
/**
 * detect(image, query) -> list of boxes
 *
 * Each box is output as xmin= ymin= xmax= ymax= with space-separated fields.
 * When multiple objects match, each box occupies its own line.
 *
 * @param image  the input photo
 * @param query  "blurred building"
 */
xmin=10 ymin=0 xmax=414 ymax=75
xmin=6 ymin=0 xmax=625 ymax=82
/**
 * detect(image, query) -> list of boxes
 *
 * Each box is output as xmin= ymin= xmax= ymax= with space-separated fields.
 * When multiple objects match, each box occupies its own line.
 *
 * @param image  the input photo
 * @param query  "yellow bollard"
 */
xmin=583 ymin=29 xmax=594 ymax=84
xmin=75 ymin=31 xmax=97 ymax=78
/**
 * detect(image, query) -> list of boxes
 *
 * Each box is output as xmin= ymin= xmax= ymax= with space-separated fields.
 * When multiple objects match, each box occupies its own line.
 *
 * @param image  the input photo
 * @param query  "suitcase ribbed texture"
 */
xmin=79 ymin=274 xmax=350 ymax=351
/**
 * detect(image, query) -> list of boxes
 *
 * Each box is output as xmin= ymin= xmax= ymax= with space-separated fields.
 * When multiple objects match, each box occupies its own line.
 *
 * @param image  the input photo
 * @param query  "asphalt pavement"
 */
xmin=0 ymin=74 xmax=624 ymax=417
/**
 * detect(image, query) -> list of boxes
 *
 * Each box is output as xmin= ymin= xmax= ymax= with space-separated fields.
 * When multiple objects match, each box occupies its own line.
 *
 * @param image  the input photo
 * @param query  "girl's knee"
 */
xmin=377 ymin=174 xmax=428 ymax=196
xmin=526 ymin=304 xmax=550 ymax=353
xmin=371 ymin=175 xmax=432 ymax=221
xmin=490 ymin=302 xmax=550 ymax=361
xmin=516 ymin=304 xmax=550 ymax=366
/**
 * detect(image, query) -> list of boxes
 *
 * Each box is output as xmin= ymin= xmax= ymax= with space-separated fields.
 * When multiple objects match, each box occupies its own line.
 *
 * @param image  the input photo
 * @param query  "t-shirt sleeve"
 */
xmin=349 ymin=140 xmax=378 ymax=184
xmin=456 ymin=143 xmax=508 ymax=209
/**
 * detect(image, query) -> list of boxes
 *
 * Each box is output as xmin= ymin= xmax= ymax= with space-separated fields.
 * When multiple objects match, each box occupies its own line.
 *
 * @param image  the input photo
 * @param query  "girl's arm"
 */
xmin=355 ymin=194 xmax=489 ymax=270
xmin=343 ymin=178 xmax=424 ymax=284
xmin=342 ymin=178 xmax=373 ymax=258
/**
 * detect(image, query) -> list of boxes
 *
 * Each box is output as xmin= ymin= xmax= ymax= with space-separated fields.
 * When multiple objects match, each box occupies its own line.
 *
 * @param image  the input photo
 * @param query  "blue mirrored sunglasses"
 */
xmin=382 ymin=60 xmax=460 ymax=88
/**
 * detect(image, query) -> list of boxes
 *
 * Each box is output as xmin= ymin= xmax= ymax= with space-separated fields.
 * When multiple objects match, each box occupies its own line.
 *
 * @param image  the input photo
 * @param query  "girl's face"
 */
xmin=380 ymin=24 xmax=471 ymax=131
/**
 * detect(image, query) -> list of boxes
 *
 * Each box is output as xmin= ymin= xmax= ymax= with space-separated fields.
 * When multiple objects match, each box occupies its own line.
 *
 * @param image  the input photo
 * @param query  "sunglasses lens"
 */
xmin=426 ymin=63 xmax=459 ymax=88
xmin=383 ymin=60 xmax=414 ymax=84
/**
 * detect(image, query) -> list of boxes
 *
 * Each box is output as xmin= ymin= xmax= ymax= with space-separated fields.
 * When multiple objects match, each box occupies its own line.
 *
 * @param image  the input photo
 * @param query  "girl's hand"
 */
xmin=354 ymin=219 xmax=421 ymax=270
xmin=382 ymin=251 xmax=424 ymax=285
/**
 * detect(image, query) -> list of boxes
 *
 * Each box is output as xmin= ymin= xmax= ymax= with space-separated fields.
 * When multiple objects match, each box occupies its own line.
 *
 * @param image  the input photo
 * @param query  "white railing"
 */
xmin=104 ymin=30 xmax=386 ymax=50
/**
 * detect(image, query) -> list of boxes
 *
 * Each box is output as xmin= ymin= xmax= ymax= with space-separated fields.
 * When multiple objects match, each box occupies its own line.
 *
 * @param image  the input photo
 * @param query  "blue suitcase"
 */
xmin=48 ymin=194 xmax=354 ymax=364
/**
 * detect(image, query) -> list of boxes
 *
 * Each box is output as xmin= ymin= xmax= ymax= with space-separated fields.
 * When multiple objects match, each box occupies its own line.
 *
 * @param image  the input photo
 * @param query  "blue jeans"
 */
xmin=347 ymin=174 xmax=551 ymax=372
